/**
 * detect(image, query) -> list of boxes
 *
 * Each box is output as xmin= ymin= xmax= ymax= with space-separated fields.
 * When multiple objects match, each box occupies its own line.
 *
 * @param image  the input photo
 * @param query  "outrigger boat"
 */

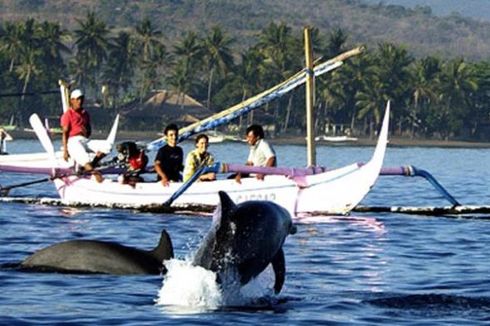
xmin=35 ymin=103 xmax=390 ymax=216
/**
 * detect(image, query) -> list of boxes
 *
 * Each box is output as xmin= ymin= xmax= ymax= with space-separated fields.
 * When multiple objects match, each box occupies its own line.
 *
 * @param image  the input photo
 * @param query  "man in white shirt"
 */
xmin=236 ymin=124 xmax=276 ymax=182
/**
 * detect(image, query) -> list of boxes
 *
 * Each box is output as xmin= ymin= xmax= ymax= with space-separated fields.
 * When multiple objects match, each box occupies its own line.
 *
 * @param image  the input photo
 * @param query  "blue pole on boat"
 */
xmin=163 ymin=162 xmax=221 ymax=207
xmin=380 ymin=165 xmax=461 ymax=207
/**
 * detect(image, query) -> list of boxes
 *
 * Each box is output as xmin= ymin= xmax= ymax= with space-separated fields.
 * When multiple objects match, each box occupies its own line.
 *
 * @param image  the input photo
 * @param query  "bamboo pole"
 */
xmin=58 ymin=79 xmax=70 ymax=113
xmin=304 ymin=27 xmax=316 ymax=166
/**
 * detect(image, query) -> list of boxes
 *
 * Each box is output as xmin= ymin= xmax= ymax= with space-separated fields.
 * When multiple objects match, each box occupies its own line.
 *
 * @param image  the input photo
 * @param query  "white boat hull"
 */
xmin=54 ymin=161 xmax=374 ymax=215
xmin=0 ymin=151 xmax=74 ymax=172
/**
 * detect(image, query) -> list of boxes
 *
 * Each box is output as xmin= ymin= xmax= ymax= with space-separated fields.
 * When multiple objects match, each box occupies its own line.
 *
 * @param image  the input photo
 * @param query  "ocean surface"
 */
xmin=0 ymin=139 xmax=489 ymax=325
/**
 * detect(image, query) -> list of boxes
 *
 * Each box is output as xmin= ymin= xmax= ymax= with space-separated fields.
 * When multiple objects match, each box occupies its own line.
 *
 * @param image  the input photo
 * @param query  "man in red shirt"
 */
xmin=60 ymin=89 xmax=104 ymax=183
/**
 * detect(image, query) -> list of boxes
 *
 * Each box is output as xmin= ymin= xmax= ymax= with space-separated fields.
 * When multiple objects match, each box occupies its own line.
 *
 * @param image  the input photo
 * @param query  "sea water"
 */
xmin=0 ymin=140 xmax=489 ymax=324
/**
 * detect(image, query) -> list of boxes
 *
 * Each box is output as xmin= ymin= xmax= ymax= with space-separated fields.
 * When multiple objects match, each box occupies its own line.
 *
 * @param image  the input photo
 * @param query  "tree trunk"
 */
xmin=18 ymin=70 xmax=31 ymax=128
xmin=207 ymin=68 xmax=214 ymax=111
xmin=282 ymin=94 xmax=294 ymax=133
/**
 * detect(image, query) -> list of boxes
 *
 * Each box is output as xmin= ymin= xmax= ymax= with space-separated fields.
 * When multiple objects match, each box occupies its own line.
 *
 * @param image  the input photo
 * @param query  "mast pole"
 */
xmin=304 ymin=27 xmax=316 ymax=166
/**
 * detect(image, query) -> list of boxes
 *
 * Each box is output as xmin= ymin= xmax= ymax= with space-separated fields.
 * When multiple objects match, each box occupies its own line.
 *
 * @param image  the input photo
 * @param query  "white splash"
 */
xmin=156 ymin=259 xmax=222 ymax=312
xmin=155 ymin=259 xmax=277 ymax=312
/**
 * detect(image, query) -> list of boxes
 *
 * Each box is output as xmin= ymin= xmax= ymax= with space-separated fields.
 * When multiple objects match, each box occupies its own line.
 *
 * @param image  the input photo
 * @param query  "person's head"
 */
xmin=164 ymin=123 xmax=179 ymax=147
xmin=69 ymin=89 xmax=84 ymax=110
xmin=246 ymin=124 xmax=264 ymax=146
xmin=195 ymin=134 xmax=209 ymax=154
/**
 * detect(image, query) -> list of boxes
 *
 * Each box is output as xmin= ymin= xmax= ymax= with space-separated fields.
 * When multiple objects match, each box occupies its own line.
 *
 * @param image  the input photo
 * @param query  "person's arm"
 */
xmin=62 ymin=127 xmax=70 ymax=161
xmin=183 ymin=152 xmax=196 ymax=182
xmin=60 ymin=113 xmax=70 ymax=161
xmin=154 ymin=160 xmax=169 ymax=186
xmin=265 ymin=156 xmax=276 ymax=167
xmin=154 ymin=148 xmax=170 ymax=186
xmin=256 ymin=141 xmax=276 ymax=180
xmin=200 ymin=153 xmax=216 ymax=181
xmin=255 ymin=156 xmax=276 ymax=180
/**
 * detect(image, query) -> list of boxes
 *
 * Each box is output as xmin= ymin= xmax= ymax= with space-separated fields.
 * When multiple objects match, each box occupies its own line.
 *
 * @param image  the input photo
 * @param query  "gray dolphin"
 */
xmin=193 ymin=191 xmax=296 ymax=294
xmin=19 ymin=230 xmax=174 ymax=275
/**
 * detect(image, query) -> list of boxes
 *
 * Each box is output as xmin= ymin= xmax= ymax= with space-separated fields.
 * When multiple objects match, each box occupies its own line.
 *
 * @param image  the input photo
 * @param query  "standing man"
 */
xmin=154 ymin=123 xmax=184 ymax=186
xmin=60 ymin=89 xmax=104 ymax=183
xmin=236 ymin=124 xmax=276 ymax=182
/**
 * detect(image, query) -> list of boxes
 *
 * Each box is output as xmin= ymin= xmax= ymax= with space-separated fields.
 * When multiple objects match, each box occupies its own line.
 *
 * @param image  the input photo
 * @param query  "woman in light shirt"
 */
xmin=183 ymin=134 xmax=216 ymax=182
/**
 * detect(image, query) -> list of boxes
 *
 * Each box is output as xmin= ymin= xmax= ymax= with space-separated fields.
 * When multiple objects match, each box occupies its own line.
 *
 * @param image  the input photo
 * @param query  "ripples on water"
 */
xmin=0 ymin=141 xmax=489 ymax=324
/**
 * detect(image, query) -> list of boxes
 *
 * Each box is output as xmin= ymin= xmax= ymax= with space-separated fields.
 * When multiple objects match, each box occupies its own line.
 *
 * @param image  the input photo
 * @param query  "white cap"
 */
xmin=70 ymin=89 xmax=84 ymax=99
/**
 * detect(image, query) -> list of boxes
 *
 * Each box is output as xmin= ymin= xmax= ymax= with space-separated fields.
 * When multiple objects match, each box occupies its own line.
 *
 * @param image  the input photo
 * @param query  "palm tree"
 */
xmin=470 ymin=61 xmax=490 ymax=139
xmin=37 ymin=21 xmax=71 ymax=70
xmin=318 ymin=54 xmax=377 ymax=136
xmin=138 ymin=43 xmax=170 ymax=99
xmin=437 ymin=58 xmax=478 ymax=139
xmin=135 ymin=18 xmax=163 ymax=63
xmin=325 ymin=27 xmax=348 ymax=58
xmin=104 ymin=31 xmax=137 ymax=108
xmin=408 ymin=56 xmax=441 ymax=137
xmin=173 ymin=31 xmax=204 ymax=74
xmin=308 ymin=27 xmax=325 ymax=59
xmin=73 ymin=11 xmax=109 ymax=94
xmin=34 ymin=21 xmax=71 ymax=97
xmin=202 ymin=26 xmax=234 ymax=111
xmin=0 ymin=19 xmax=44 ymax=127
xmin=355 ymin=81 xmax=388 ymax=137
xmin=234 ymin=48 xmax=266 ymax=127
xmin=170 ymin=31 xmax=204 ymax=105
xmin=0 ymin=22 xmax=23 ymax=72
xmin=257 ymin=22 xmax=299 ymax=82
xmin=356 ymin=43 xmax=413 ymax=135
xmin=16 ymin=48 xmax=42 ymax=101
xmin=256 ymin=22 xmax=302 ymax=134
xmin=167 ymin=61 xmax=195 ymax=110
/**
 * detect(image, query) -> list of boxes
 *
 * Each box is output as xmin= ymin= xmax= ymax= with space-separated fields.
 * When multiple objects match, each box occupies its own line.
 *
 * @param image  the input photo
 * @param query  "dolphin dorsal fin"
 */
xmin=151 ymin=229 xmax=174 ymax=261
xmin=218 ymin=191 xmax=236 ymax=222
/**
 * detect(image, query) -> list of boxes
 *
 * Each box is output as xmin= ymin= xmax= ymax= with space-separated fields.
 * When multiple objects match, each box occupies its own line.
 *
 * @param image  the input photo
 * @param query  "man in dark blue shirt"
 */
xmin=154 ymin=124 xmax=183 ymax=186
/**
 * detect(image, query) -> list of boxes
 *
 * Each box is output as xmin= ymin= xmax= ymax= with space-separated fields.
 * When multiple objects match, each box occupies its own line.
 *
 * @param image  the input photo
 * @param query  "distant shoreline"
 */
xmin=269 ymin=135 xmax=490 ymax=148
xmin=7 ymin=129 xmax=490 ymax=148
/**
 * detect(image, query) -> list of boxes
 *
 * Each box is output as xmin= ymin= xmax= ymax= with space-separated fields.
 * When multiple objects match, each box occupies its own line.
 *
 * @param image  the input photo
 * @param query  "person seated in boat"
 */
xmin=183 ymin=134 xmax=216 ymax=182
xmin=116 ymin=141 xmax=148 ymax=185
xmin=60 ymin=89 xmax=104 ymax=183
xmin=235 ymin=124 xmax=276 ymax=182
xmin=154 ymin=123 xmax=184 ymax=186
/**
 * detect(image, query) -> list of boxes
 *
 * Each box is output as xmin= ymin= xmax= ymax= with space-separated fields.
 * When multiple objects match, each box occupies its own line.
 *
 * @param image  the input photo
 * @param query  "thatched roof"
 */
xmin=119 ymin=90 xmax=213 ymax=129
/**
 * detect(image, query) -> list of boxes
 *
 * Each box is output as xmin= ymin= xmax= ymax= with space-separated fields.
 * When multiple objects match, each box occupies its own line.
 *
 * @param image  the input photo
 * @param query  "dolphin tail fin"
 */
xmin=151 ymin=229 xmax=174 ymax=261
xmin=271 ymin=247 xmax=286 ymax=294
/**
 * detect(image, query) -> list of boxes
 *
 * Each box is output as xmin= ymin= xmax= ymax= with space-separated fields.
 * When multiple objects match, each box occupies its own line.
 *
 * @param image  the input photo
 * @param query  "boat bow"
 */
xmin=294 ymin=101 xmax=390 ymax=215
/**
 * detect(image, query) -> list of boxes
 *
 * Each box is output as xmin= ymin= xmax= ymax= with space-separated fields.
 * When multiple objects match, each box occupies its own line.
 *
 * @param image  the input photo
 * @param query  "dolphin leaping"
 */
xmin=18 ymin=229 xmax=174 ymax=275
xmin=193 ymin=191 xmax=295 ymax=294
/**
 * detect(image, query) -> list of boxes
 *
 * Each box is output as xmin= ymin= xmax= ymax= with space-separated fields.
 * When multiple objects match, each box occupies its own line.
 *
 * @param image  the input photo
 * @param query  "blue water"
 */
xmin=1 ymin=140 xmax=489 ymax=324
